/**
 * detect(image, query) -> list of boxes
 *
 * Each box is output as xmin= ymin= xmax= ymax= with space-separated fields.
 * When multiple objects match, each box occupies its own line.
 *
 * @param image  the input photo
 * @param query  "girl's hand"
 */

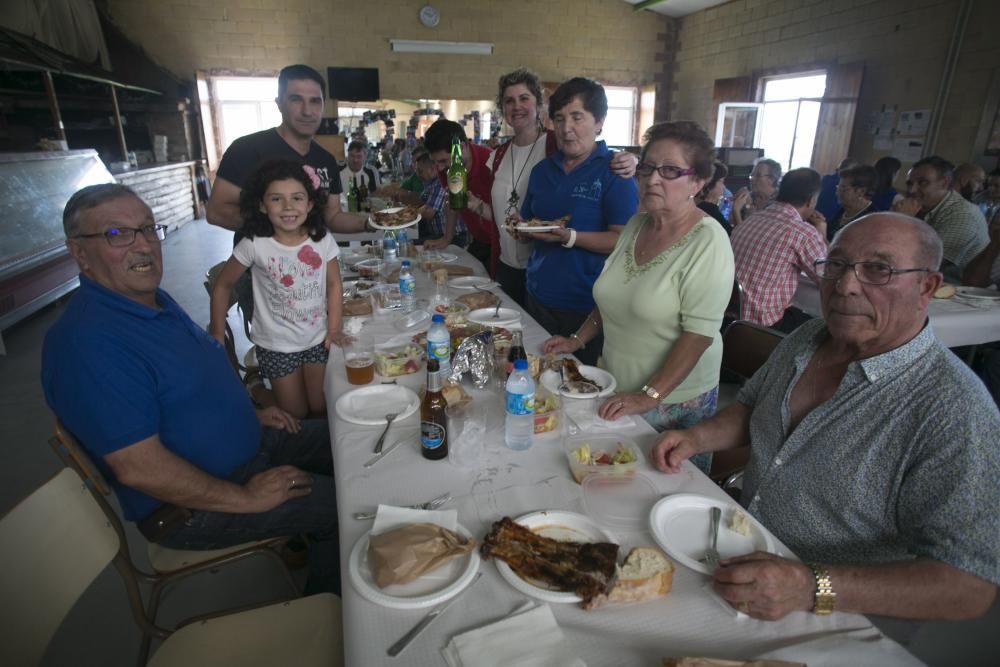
xmin=325 ymin=330 xmax=354 ymax=349
xmin=598 ymin=392 xmax=657 ymax=421
xmin=542 ymin=335 xmax=581 ymax=355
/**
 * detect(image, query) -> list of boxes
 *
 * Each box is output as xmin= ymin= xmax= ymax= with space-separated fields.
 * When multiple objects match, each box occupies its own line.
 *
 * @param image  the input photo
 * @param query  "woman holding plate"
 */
xmin=485 ymin=69 xmax=637 ymax=307
xmin=543 ymin=121 xmax=734 ymax=473
xmin=518 ymin=78 xmax=639 ymax=365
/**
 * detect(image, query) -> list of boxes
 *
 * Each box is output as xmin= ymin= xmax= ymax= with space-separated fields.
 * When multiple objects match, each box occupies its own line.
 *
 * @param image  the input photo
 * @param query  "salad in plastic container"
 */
xmin=564 ymin=435 xmax=640 ymax=484
xmin=533 ymin=389 xmax=561 ymax=435
xmin=374 ymin=343 xmax=424 ymax=377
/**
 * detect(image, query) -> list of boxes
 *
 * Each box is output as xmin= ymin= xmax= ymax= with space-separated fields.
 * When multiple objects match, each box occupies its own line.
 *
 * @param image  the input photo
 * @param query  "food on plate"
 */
xmin=533 ymin=390 xmax=560 ymax=434
xmin=343 ymin=296 xmax=372 ymax=316
xmin=933 ymin=284 xmax=957 ymax=299
xmin=413 ymin=324 xmax=512 ymax=354
xmin=505 ymin=215 xmax=571 ymax=231
xmin=583 ymin=547 xmax=674 ymax=609
xmin=456 ymin=291 xmax=499 ymax=310
xmin=373 ymin=344 xmax=424 ymax=377
xmin=434 ymin=302 xmax=469 ymax=326
xmin=556 ymin=358 xmax=602 ymax=394
xmin=567 ymin=442 xmax=639 ymax=483
xmin=441 ymin=380 xmax=471 ymax=407
xmin=371 ymin=205 xmax=420 ymax=227
xmin=480 ymin=517 xmax=619 ymax=607
xmin=729 ymin=509 xmax=751 ymax=537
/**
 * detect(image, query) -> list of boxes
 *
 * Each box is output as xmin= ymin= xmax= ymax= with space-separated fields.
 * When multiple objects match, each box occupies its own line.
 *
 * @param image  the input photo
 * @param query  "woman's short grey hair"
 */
xmin=63 ymin=183 xmax=143 ymax=237
xmin=496 ymin=68 xmax=544 ymax=111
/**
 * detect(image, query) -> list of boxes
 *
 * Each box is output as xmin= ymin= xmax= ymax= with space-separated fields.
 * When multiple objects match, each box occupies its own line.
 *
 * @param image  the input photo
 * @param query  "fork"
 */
xmin=373 ymin=412 xmax=399 ymax=454
xmin=352 ymin=492 xmax=452 ymax=520
xmin=702 ymin=506 xmax=722 ymax=570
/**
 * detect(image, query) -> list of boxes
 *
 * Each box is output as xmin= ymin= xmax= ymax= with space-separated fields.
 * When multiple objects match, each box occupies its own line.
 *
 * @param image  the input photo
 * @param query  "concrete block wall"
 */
xmin=671 ymin=0 xmax=1000 ymax=167
xmin=103 ymin=0 xmax=670 ymax=102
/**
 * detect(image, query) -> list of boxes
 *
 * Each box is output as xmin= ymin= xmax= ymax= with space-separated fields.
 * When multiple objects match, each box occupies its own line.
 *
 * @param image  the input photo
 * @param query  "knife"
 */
xmin=387 ymin=571 xmax=483 ymax=657
xmin=364 ymin=440 xmax=403 ymax=468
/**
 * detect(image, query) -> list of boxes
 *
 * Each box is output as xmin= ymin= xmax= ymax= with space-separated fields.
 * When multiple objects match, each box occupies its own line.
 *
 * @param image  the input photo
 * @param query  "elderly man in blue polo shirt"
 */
xmin=42 ymin=183 xmax=339 ymax=595
xmin=654 ymin=213 xmax=999 ymax=623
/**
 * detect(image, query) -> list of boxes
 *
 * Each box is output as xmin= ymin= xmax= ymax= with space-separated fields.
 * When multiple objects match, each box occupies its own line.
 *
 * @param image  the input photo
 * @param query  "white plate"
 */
xmin=369 ymin=206 xmax=421 ymax=231
xmin=467 ymin=307 xmax=522 ymax=327
xmin=648 ymin=493 xmax=778 ymax=576
xmin=334 ymin=385 xmax=420 ymax=425
xmin=956 ymin=286 xmax=1000 ymax=300
xmin=494 ymin=510 xmax=617 ymax=604
xmin=447 ymin=276 xmax=495 ymax=290
xmin=349 ymin=524 xmax=481 ymax=610
xmin=505 ymin=224 xmax=563 ymax=232
xmin=540 ymin=365 xmax=617 ymax=399
xmin=437 ymin=252 xmax=458 ymax=263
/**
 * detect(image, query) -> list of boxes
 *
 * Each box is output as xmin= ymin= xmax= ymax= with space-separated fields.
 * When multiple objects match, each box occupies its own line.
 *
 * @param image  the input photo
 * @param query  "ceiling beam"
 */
xmin=632 ymin=0 xmax=670 ymax=11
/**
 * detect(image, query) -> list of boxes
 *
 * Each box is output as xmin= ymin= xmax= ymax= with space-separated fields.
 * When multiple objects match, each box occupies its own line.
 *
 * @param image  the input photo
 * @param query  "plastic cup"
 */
xmin=447 ymin=401 xmax=486 ymax=468
xmin=343 ymin=334 xmax=374 ymax=385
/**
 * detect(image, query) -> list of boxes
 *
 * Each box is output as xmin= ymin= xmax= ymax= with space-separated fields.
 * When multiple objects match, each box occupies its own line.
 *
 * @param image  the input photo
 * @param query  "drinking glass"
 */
xmin=447 ymin=401 xmax=486 ymax=468
xmin=343 ymin=334 xmax=374 ymax=385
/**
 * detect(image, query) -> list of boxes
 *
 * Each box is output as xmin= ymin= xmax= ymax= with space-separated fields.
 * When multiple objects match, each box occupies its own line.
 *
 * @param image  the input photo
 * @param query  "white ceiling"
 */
xmin=622 ymin=0 xmax=732 ymax=18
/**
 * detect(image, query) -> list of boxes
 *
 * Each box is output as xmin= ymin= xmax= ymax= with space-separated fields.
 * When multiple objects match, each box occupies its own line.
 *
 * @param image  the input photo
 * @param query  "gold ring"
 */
xmin=289 ymin=480 xmax=296 ymax=488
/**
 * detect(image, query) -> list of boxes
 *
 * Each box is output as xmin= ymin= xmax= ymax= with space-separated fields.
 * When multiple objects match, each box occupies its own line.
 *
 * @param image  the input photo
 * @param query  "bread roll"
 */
xmin=584 ymin=547 xmax=673 ymax=609
xmin=934 ymin=284 xmax=956 ymax=299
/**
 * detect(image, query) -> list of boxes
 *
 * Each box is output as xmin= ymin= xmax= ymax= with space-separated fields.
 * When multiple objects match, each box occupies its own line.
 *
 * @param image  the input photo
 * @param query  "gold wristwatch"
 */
xmin=810 ymin=564 xmax=836 ymax=614
xmin=641 ymin=384 xmax=661 ymax=400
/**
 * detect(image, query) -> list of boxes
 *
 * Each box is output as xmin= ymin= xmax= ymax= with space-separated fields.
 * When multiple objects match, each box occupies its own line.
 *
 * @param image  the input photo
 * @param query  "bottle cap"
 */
xmin=401 ymin=260 xmax=411 ymax=267
xmin=431 ymin=314 xmax=445 ymax=323
xmin=513 ymin=359 xmax=529 ymax=371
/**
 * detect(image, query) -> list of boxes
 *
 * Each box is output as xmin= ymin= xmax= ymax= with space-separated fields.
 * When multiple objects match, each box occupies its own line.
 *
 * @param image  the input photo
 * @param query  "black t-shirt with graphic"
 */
xmin=216 ymin=128 xmax=343 ymax=197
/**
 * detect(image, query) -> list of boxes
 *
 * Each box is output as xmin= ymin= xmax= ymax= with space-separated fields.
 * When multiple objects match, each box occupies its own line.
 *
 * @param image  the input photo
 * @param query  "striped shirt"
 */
xmin=737 ymin=319 xmax=1000 ymax=584
xmin=731 ymin=202 xmax=827 ymax=326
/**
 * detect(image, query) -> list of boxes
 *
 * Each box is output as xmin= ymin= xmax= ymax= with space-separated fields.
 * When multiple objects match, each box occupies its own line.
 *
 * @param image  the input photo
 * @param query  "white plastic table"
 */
xmin=325 ymin=249 xmax=922 ymax=666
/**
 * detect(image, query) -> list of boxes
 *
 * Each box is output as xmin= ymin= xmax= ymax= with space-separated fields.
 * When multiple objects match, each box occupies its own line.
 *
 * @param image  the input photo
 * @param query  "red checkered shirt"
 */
xmin=731 ymin=202 xmax=827 ymax=326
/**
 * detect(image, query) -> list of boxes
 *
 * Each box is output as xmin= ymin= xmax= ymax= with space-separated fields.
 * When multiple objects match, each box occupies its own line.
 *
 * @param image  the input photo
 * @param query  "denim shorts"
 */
xmin=256 ymin=342 xmax=329 ymax=380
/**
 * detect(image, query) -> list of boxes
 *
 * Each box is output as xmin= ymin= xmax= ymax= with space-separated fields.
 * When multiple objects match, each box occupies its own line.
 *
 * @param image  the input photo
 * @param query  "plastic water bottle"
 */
xmin=382 ymin=229 xmax=398 ymax=262
xmin=399 ymin=260 xmax=416 ymax=312
xmin=427 ymin=314 xmax=451 ymax=376
xmin=505 ymin=358 xmax=535 ymax=451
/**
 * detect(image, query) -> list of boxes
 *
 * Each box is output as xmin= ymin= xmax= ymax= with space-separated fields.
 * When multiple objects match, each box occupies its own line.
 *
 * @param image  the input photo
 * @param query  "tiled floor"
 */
xmin=0 ymin=218 xmax=293 ymax=666
xmin=3 ymin=217 xmax=998 ymax=666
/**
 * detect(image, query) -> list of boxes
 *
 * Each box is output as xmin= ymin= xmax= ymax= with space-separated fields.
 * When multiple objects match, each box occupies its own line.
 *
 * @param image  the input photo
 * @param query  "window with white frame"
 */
xmin=758 ymin=73 xmax=827 ymax=171
xmin=602 ymin=86 xmax=637 ymax=147
xmin=213 ymin=77 xmax=282 ymax=154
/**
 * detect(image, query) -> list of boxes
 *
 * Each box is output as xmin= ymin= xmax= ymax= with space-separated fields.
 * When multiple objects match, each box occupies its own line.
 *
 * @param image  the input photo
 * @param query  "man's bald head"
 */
xmin=834 ymin=212 xmax=942 ymax=271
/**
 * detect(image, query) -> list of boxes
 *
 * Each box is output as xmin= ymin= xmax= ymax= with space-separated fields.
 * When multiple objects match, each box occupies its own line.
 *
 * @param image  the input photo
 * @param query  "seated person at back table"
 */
xmin=379 ymin=148 xmax=469 ymax=248
xmin=653 ymin=212 xmax=999 ymax=622
xmin=42 ymin=184 xmax=341 ymax=595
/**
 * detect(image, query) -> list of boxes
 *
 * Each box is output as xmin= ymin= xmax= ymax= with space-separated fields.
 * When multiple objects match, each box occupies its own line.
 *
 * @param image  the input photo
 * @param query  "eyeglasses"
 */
xmin=636 ymin=162 xmax=696 ymax=180
xmin=814 ymin=259 xmax=930 ymax=285
xmin=72 ymin=224 xmax=167 ymax=247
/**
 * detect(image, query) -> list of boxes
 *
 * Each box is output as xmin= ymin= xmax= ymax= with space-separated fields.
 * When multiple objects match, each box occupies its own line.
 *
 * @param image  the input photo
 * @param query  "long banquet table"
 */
xmin=792 ymin=275 xmax=1000 ymax=347
xmin=325 ymin=246 xmax=923 ymax=666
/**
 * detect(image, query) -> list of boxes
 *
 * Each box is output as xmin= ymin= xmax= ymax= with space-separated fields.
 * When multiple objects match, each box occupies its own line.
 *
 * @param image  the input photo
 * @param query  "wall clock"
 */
xmin=419 ymin=5 xmax=440 ymax=28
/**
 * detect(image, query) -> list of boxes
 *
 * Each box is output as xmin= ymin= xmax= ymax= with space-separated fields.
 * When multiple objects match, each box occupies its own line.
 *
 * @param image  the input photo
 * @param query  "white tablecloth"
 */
xmin=792 ymin=276 xmax=1000 ymax=348
xmin=326 ymin=249 xmax=923 ymax=667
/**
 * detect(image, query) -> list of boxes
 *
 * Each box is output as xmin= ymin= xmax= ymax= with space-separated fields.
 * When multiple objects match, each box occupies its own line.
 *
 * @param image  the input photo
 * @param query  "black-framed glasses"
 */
xmin=636 ymin=162 xmax=696 ymax=180
xmin=814 ymin=259 xmax=930 ymax=285
xmin=72 ymin=224 xmax=166 ymax=247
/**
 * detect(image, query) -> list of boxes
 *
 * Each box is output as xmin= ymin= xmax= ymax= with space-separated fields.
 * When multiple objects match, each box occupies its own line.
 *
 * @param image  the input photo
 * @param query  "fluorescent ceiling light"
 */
xmin=390 ymin=40 xmax=494 ymax=56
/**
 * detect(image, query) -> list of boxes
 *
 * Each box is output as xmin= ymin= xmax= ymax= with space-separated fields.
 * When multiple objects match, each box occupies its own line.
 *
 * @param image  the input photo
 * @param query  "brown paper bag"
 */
xmin=368 ymin=523 xmax=477 ymax=588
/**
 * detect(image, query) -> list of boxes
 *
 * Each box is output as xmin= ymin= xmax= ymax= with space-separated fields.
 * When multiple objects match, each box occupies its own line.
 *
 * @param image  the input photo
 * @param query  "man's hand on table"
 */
xmin=256 ymin=406 xmax=301 ymax=432
xmin=651 ymin=429 xmax=703 ymax=473
xmin=713 ymin=551 xmax=815 ymax=621
xmin=242 ymin=464 xmax=313 ymax=512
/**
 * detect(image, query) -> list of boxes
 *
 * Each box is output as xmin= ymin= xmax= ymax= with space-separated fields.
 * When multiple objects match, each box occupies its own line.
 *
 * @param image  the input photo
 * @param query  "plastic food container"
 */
xmin=373 ymin=343 xmax=424 ymax=377
xmin=355 ymin=258 xmax=385 ymax=279
xmin=533 ymin=389 xmax=561 ymax=435
xmin=563 ymin=435 xmax=641 ymax=484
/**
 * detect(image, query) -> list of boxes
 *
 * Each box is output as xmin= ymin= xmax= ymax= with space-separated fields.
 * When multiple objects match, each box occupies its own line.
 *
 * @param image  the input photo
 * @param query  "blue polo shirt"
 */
xmin=521 ymin=141 xmax=638 ymax=312
xmin=41 ymin=276 xmax=261 ymax=521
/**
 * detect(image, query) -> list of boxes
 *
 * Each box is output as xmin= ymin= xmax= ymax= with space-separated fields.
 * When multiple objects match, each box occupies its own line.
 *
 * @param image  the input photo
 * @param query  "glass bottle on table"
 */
xmin=358 ymin=176 xmax=369 ymax=212
xmin=505 ymin=330 xmax=527 ymax=377
xmin=421 ymin=358 xmax=449 ymax=461
xmin=447 ymin=136 xmax=468 ymax=210
xmin=347 ymin=176 xmax=359 ymax=213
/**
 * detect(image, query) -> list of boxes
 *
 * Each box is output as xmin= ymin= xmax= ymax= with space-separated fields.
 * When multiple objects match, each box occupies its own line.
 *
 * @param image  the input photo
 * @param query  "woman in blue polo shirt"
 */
xmin=519 ymin=78 xmax=639 ymax=365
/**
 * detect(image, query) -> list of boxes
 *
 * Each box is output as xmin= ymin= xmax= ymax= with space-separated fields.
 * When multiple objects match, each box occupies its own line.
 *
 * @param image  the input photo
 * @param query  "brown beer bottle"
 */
xmin=421 ymin=358 xmax=449 ymax=460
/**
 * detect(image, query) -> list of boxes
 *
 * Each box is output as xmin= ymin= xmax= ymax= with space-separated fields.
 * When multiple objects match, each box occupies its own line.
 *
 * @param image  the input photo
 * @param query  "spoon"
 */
xmin=373 ymin=412 xmax=399 ymax=454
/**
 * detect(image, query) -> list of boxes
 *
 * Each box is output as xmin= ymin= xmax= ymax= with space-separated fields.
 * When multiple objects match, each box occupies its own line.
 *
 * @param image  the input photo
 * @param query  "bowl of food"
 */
xmin=564 ymin=436 xmax=640 ymax=484
xmin=433 ymin=301 xmax=469 ymax=325
xmin=355 ymin=258 xmax=386 ymax=279
xmin=374 ymin=343 xmax=425 ymax=377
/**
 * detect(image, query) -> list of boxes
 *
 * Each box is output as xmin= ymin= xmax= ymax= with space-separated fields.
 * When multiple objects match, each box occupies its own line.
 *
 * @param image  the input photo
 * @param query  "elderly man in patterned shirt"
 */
xmin=653 ymin=212 xmax=999 ymax=622
xmin=894 ymin=156 xmax=988 ymax=282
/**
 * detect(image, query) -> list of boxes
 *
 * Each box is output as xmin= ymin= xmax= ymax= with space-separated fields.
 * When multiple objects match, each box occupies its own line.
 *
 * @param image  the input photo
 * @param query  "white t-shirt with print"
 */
xmin=233 ymin=234 xmax=340 ymax=353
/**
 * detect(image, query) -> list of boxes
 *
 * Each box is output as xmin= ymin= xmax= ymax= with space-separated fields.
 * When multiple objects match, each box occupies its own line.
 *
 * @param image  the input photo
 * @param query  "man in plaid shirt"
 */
xmin=732 ymin=168 xmax=828 ymax=332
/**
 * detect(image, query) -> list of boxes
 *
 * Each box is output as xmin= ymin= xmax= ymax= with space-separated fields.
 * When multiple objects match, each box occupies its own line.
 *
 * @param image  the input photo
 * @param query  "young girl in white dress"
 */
xmin=210 ymin=160 xmax=349 ymax=418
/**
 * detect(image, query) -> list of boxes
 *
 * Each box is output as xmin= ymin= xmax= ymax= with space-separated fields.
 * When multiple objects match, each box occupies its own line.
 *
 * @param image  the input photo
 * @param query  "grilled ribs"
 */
xmin=481 ymin=517 xmax=619 ymax=605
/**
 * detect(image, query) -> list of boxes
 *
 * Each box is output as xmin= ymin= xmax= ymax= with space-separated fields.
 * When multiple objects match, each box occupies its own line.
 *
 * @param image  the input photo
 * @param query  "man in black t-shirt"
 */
xmin=206 ymin=64 xmax=367 ymax=235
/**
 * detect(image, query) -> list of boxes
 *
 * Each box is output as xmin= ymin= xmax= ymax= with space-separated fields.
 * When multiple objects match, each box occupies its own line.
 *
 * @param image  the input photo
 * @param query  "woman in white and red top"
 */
xmin=482 ymin=68 xmax=638 ymax=307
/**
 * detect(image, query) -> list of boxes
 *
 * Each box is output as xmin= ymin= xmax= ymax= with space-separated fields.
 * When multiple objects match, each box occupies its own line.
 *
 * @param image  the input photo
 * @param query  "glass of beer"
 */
xmin=343 ymin=334 xmax=375 ymax=385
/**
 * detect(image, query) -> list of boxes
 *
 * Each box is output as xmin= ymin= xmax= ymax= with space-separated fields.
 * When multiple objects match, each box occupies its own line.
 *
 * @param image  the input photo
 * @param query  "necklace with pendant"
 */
xmin=504 ymin=130 xmax=542 ymax=220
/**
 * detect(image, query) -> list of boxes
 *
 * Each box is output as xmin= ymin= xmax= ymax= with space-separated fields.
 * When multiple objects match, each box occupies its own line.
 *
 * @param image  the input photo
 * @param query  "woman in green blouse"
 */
xmin=543 ymin=121 xmax=734 ymax=473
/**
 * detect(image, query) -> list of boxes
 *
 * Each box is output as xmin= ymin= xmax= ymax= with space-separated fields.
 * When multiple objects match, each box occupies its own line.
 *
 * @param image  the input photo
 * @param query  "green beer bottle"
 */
xmin=347 ymin=176 xmax=359 ymax=213
xmin=447 ymin=136 xmax=468 ymax=210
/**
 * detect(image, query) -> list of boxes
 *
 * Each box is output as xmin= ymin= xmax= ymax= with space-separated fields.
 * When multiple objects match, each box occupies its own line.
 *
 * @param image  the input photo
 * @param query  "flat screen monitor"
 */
xmin=327 ymin=67 xmax=380 ymax=102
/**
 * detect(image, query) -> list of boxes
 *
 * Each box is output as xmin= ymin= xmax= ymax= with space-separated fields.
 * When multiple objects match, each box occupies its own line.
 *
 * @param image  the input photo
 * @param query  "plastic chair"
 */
xmin=710 ymin=321 xmax=787 ymax=490
xmin=0 ymin=469 xmax=343 ymax=667
xmin=49 ymin=421 xmax=299 ymax=664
